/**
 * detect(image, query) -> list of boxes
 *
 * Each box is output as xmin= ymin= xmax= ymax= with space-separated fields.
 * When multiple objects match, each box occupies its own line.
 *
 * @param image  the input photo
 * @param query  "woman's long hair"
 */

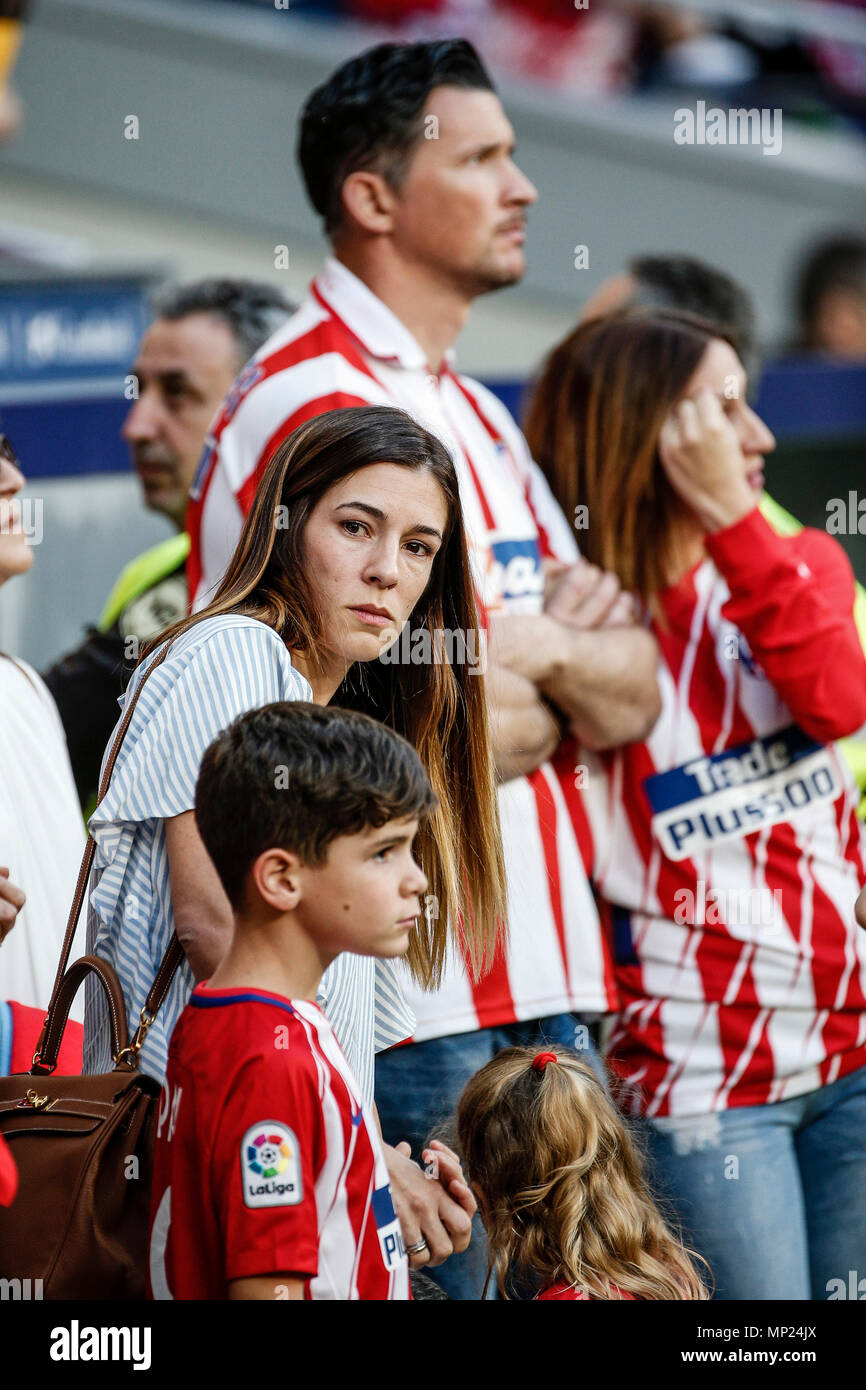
xmin=524 ymin=309 xmax=735 ymax=615
xmin=150 ymin=404 xmax=506 ymax=990
xmin=457 ymin=1046 xmax=710 ymax=1300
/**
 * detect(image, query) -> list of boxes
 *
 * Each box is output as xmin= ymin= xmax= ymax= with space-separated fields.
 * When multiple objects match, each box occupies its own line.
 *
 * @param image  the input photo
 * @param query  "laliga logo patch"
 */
xmin=241 ymin=1121 xmax=302 ymax=1209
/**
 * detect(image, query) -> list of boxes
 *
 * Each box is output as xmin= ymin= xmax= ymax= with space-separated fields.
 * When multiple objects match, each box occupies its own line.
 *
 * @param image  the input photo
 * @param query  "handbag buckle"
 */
xmin=17 ymin=1088 xmax=56 ymax=1111
xmin=114 ymin=1006 xmax=154 ymax=1066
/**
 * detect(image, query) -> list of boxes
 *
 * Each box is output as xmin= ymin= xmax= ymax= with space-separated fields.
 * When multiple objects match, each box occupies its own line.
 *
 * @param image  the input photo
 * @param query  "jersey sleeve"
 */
xmin=705 ymin=506 xmax=866 ymax=743
xmin=210 ymin=1053 xmax=323 ymax=1285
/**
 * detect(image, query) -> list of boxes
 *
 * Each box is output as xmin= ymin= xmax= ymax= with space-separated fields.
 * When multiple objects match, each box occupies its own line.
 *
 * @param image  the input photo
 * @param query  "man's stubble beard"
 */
xmin=457 ymin=254 xmax=526 ymax=301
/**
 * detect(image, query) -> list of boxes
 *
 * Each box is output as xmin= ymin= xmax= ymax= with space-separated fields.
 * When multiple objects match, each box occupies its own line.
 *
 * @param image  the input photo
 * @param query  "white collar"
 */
xmin=312 ymin=255 xmax=457 ymax=373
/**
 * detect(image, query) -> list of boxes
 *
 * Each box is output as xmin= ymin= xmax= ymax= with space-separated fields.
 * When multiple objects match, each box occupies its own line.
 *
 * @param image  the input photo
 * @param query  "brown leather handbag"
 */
xmin=0 ymin=641 xmax=184 ymax=1299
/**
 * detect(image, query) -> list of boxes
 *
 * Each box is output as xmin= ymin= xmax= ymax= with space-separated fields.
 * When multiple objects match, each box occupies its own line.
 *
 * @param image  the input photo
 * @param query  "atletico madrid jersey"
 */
xmin=580 ymin=508 xmax=866 ymax=1117
xmin=148 ymin=984 xmax=410 ymax=1300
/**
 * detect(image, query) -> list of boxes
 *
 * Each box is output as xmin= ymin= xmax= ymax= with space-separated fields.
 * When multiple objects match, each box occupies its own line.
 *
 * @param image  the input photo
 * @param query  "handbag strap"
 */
xmin=33 ymin=936 xmax=186 ymax=1076
xmin=36 ymin=955 xmax=133 ymax=1072
xmin=33 ymin=639 xmax=180 ymax=1072
xmin=47 ymin=640 xmax=174 ymax=1003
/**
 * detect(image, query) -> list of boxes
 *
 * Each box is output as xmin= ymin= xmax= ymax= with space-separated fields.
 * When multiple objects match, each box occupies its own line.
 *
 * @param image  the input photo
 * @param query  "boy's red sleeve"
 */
xmin=705 ymin=506 xmax=866 ymax=744
xmin=210 ymin=1052 xmax=322 ymax=1286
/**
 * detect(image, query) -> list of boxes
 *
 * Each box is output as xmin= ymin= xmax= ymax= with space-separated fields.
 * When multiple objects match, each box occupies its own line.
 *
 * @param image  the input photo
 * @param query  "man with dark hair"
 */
xmin=298 ymin=37 xmax=497 ymax=243
xmin=44 ymin=278 xmax=294 ymax=806
xmin=794 ymin=234 xmax=866 ymax=360
xmin=187 ymin=38 xmax=660 ymax=1297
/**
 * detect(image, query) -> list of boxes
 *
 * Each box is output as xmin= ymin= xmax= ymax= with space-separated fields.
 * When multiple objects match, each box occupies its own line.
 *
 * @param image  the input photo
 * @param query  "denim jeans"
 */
xmin=374 ymin=1013 xmax=604 ymax=1301
xmin=638 ymin=1063 xmax=866 ymax=1300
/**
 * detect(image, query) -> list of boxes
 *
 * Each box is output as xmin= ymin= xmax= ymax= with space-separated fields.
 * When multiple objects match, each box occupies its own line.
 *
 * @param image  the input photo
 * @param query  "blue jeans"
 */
xmin=638 ymin=1063 xmax=866 ymax=1300
xmin=375 ymin=1013 xmax=604 ymax=1301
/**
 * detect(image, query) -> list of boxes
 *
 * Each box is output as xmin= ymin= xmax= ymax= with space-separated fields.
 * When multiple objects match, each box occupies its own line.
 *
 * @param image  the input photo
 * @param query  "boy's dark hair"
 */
xmin=298 ymin=39 xmax=495 ymax=234
xmin=150 ymin=278 xmax=295 ymax=368
xmin=628 ymin=254 xmax=757 ymax=376
xmin=795 ymin=234 xmax=866 ymax=345
xmin=194 ymin=702 xmax=437 ymax=908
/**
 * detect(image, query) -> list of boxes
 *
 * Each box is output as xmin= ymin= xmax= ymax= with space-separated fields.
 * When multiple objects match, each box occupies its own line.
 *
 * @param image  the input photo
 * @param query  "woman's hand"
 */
xmin=659 ymin=388 xmax=756 ymax=534
xmin=0 ymin=867 xmax=25 ymax=945
xmin=384 ymin=1140 xmax=475 ymax=1268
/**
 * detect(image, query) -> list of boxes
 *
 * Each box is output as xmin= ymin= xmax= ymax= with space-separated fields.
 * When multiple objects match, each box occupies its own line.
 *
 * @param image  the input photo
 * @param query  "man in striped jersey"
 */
xmin=187 ymin=38 xmax=660 ymax=1296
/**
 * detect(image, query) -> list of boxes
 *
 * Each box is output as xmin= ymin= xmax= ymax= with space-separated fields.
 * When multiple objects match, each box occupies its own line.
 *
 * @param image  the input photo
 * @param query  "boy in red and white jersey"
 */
xmin=148 ymin=701 xmax=439 ymax=1300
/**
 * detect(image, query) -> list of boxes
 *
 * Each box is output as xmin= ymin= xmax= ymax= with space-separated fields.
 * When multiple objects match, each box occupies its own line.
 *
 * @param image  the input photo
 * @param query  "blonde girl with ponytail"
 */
xmin=456 ymin=1046 xmax=709 ymax=1300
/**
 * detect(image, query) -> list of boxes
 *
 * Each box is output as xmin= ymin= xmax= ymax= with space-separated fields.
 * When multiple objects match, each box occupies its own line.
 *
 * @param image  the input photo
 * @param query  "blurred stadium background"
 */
xmin=1 ymin=0 xmax=864 ymax=668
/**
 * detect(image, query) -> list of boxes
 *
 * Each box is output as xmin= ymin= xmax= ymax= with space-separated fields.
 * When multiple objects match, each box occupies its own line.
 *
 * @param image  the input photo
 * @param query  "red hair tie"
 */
xmin=532 ymin=1052 xmax=558 ymax=1072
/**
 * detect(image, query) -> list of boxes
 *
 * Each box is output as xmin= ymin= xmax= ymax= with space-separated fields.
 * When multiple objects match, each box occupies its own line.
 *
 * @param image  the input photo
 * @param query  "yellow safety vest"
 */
xmin=98 ymin=533 xmax=191 ymax=633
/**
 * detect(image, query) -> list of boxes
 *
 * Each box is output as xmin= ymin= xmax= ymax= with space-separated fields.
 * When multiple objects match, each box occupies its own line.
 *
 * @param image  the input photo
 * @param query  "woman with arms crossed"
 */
xmin=526 ymin=310 xmax=866 ymax=1299
xmin=85 ymin=404 xmax=506 ymax=1270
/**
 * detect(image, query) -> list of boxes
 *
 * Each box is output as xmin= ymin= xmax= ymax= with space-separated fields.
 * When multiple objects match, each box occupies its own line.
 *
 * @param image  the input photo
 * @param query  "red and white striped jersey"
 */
xmin=582 ymin=507 xmax=866 ymax=1118
xmin=187 ymin=256 xmax=617 ymax=1038
xmin=148 ymin=986 xmax=410 ymax=1300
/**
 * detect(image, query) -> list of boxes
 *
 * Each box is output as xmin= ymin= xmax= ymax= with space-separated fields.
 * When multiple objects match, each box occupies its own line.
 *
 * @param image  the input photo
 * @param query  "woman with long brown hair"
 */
xmin=525 ymin=310 xmax=866 ymax=1299
xmin=83 ymin=403 xmax=506 ymax=1265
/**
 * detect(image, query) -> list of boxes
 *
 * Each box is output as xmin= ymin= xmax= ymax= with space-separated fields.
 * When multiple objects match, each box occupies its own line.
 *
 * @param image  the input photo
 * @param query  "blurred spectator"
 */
xmin=634 ymin=4 xmax=760 ymax=93
xmin=231 ymin=0 xmax=866 ymax=118
xmin=348 ymin=0 xmax=636 ymax=96
xmin=808 ymin=0 xmax=866 ymax=127
xmin=43 ymin=278 xmax=294 ymax=808
xmin=578 ymin=252 xmax=758 ymax=380
xmin=0 ymin=0 xmax=26 ymax=144
xmin=793 ymin=233 xmax=866 ymax=359
xmin=0 ymin=435 xmax=86 ymax=1019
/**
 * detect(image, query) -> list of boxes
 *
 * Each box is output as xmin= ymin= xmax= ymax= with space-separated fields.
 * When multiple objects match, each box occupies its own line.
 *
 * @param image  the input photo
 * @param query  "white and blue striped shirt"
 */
xmin=83 ymin=614 xmax=415 ymax=1103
